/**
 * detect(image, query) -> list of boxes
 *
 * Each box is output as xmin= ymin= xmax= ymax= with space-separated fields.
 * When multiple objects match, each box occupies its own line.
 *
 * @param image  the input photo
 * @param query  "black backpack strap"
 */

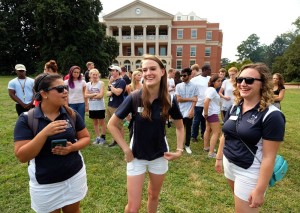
xmin=63 ymin=105 xmax=77 ymax=132
xmin=27 ymin=108 xmax=38 ymax=136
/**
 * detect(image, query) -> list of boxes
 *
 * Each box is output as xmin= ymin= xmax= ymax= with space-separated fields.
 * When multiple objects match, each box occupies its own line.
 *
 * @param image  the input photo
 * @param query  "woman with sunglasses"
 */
xmin=108 ymin=54 xmax=184 ymax=213
xmin=13 ymin=73 xmax=90 ymax=213
xmin=215 ymin=63 xmax=285 ymax=212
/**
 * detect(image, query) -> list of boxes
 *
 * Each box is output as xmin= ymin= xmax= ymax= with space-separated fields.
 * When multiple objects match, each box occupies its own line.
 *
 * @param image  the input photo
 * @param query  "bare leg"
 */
xmin=125 ymin=174 xmax=145 ymax=213
xmin=147 ymin=173 xmax=165 ymax=213
xmin=208 ymin=121 xmax=220 ymax=154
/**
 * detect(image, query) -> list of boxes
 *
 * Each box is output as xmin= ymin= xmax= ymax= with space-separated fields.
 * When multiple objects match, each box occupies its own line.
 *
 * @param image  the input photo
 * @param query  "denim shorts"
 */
xmin=127 ymin=157 xmax=168 ymax=176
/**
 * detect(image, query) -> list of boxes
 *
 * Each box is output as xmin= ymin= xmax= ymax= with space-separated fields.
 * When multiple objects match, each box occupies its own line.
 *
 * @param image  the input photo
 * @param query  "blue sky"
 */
xmin=100 ymin=0 xmax=300 ymax=61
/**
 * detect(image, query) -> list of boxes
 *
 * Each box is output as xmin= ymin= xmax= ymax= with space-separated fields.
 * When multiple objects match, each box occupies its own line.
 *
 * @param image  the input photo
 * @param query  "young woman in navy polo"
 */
xmin=14 ymin=74 xmax=90 ymax=213
xmin=108 ymin=54 xmax=184 ymax=213
xmin=215 ymin=63 xmax=285 ymax=212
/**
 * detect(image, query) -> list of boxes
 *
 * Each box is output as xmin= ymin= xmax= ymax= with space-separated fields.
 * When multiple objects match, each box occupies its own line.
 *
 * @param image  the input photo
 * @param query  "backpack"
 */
xmin=128 ymin=90 xmax=173 ymax=139
xmin=27 ymin=105 xmax=76 ymax=136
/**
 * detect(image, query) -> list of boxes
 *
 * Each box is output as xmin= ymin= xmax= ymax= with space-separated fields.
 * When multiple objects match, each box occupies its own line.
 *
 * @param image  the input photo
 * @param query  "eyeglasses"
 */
xmin=180 ymin=74 xmax=188 ymax=77
xmin=44 ymin=85 xmax=69 ymax=93
xmin=236 ymin=77 xmax=262 ymax=84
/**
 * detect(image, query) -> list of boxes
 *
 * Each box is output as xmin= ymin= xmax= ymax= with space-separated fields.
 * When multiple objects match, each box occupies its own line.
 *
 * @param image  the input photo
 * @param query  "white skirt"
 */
xmin=29 ymin=165 xmax=87 ymax=213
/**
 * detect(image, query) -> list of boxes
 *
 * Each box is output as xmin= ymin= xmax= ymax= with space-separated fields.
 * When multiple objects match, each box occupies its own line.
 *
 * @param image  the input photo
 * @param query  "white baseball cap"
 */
xmin=15 ymin=64 xmax=26 ymax=71
xmin=108 ymin=65 xmax=121 ymax=72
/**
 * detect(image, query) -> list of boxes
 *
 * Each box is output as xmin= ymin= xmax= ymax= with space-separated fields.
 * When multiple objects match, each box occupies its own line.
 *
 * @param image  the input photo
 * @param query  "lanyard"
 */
xmin=17 ymin=77 xmax=27 ymax=101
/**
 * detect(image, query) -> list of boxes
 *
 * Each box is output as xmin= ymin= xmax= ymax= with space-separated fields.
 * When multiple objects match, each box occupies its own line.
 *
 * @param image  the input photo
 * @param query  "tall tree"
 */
xmin=0 ymin=0 xmax=119 ymax=76
xmin=272 ymin=35 xmax=300 ymax=82
xmin=236 ymin=34 xmax=265 ymax=63
xmin=0 ymin=0 xmax=37 ymax=74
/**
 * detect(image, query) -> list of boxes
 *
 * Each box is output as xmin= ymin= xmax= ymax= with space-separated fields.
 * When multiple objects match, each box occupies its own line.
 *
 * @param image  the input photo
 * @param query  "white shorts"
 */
xmin=30 ymin=166 xmax=87 ymax=213
xmin=127 ymin=157 xmax=168 ymax=176
xmin=223 ymin=156 xmax=265 ymax=201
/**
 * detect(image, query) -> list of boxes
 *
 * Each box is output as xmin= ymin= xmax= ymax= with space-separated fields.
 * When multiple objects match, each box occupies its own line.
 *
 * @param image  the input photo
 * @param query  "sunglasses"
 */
xmin=44 ymin=85 xmax=69 ymax=93
xmin=180 ymin=74 xmax=188 ymax=77
xmin=236 ymin=77 xmax=262 ymax=84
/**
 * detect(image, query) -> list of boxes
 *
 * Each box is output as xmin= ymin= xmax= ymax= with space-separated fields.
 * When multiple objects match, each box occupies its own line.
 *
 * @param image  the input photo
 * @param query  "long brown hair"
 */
xmin=233 ymin=63 xmax=274 ymax=111
xmin=141 ymin=54 xmax=170 ymax=121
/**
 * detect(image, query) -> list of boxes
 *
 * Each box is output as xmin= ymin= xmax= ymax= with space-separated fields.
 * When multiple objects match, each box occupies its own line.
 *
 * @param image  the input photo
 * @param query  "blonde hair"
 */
xmin=129 ymin=70 xmax=142 ymax=91
xmin=233 ymin=63 xmax=274 ymax=111
xmin=228 ymin=67 xmax=238 ymax=73
xmin=89 ymin=68 xmax=100 ymax=82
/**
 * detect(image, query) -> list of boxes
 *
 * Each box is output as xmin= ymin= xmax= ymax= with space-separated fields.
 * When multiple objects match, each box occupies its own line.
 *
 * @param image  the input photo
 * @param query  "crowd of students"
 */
xmin=9 ymin=57 xmax=286 ymax=212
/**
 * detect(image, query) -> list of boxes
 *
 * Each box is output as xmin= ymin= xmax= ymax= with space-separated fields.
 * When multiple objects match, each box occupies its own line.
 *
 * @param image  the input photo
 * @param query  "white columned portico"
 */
xmin=155 ymin=25 xmax=159 ymax=56
xmin=118 ymin=26 xmax=123 ymax=56
xmin=130 ymin=25 xmax=135 ymax=56
xmin=168 ymin=25 xmax=172 ymax=56
xmin=143 ymin=25 xmax=147 ymax=55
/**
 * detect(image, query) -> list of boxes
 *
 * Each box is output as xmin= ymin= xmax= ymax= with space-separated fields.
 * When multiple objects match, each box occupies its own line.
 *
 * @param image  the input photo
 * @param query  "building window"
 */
xmin=206 ymin=31 xmax=212 ymax=40
xmin=149 ymin=47 xmax=155 ymax=55
xmin=135 ymin=60 xmax=141 ymax=68
xmin=177 ymin=29 xmax=183 ymax=39
xmin=176 ymin=16 xmax=181 ymax=21
xmin=190 ymin=16 xmax=194 ymax=21
xmin=191 ymin=29 xmax=197 ymax=39
xmin=205 ymin=47 xmax=211 ymax=57
xmin=176 ymin=60 xmax=182 ymax=70
xmin=127 ymin=47 xmax=131 ymax=56
xmin=176 ymin=46 xmax=183 ymax=57
xmin=137 ymin=47 xmax=143 ymax=56
xmin=190 ymin=46 xmax=196 ymax=57
xmin=190 ymin=60 xmax=196 ymax=67
xmin=160 ymin=47 xmax=167 ymax=56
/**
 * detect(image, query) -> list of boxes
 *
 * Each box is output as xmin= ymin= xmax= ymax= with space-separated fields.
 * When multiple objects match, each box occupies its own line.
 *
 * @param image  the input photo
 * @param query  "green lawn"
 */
xmin=1 ymin=76 xmax=299 ymax=212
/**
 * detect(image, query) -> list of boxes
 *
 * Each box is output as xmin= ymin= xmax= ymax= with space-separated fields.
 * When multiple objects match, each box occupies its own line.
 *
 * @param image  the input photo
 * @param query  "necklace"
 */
xmin=17 ymin=77 xmax=27 ymax=101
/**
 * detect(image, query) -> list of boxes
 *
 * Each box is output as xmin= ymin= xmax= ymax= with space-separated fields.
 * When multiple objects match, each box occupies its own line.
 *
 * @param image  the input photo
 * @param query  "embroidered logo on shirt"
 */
xmin=247 ymin=115 xmax=258 ymax=124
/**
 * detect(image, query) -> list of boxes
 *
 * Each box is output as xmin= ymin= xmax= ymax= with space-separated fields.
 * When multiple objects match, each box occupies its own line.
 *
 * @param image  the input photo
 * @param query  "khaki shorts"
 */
xmin=107 ymin=106 xmax=123 ymax=130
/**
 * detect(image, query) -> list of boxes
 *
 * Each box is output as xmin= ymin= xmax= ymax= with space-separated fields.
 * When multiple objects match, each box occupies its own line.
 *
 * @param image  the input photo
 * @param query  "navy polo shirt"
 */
xmin=222 ymin=103 xmax=285 ymax=169
xmin=14 ymin=106 xmax=86 ymax=184
xmin=108 ymin=78 xmax=126 ymax=108
xmin=115 ymin=93 xmax=183 ymax=160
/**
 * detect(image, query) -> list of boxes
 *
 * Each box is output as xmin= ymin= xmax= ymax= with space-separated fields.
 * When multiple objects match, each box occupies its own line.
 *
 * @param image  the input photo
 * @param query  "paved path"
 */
xmin=284 ymin=84 xmax=300 ymax=89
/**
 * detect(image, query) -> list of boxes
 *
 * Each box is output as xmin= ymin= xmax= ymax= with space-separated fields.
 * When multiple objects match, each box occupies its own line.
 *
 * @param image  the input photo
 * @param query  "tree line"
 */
xmin=222 ymin=17 xmax=300 ymax=82
xmin=0 ymin=0 xmax=119 ymax=77
xmin=1 ymin=1 xmax=299 ymax=81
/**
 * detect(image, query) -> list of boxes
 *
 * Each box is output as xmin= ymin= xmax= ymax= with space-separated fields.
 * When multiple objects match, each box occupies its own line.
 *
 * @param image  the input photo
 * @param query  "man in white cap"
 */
xmin=8 ymin=64 xmax=35 ymax=115
xmin=106 ymin=65 xmax=126 ymax=147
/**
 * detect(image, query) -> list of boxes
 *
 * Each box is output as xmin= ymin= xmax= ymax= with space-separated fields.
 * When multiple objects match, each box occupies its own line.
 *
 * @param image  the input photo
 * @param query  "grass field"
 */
xmin=1 ymin=76 xmax=299 ymax=212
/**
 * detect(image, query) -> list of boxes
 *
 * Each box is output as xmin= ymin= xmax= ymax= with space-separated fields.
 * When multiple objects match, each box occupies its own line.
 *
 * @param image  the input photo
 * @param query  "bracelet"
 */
xmin=176 ymin=148 xmax=184 ymax=152
xmin=216 ymin=158 xmax=223 ymax=160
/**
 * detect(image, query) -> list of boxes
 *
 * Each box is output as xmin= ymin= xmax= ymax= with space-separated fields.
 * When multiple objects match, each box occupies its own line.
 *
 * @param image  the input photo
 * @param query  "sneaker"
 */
xmin=93 ymin=137 xmax=101 ymax=145
xmin=208 ymin=152 xmax=217 ymax=158
xmin=99 ymin=138 xmax=106 ymax=145
xmin=191 ymin=138 xmax=198 ymax=143
xmin=108 ymin=141 xmax=118 ymax=147
xmin=185 ymin=146 xmax=192 ymax=154
xmin=203 ymin=147 xmax=210 ymax=152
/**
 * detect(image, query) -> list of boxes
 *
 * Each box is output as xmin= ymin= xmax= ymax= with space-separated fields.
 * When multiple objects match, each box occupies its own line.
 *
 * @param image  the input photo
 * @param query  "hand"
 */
xmin=215 ymin=160 xmax=223 ymax=173
xmin=224 ymin=96 xmax=231 ymax=101
xmin=43 ymin=120 xmax=68 ymax=137
xmin=124 ymin=149 xmax=134 ymax=162
xmin=52 ymin=141 xmax=73 ymax=155
xmin=248 ymin=189 xmax=265 ymax=208
xmin=164 ymin=150 xmax=182 ymax=161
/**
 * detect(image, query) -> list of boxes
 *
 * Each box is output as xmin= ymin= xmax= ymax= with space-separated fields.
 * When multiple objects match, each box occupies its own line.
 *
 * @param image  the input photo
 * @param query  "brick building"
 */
xmin=102 ymin=0 xmax=222 ymax=73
